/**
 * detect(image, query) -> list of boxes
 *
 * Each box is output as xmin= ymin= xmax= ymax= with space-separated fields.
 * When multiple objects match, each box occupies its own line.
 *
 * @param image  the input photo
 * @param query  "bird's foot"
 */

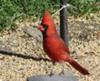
xmin=59 ymin=69 xmax=65 ymax=75
xmin=49 ymin=71 xmax=55 ymax=76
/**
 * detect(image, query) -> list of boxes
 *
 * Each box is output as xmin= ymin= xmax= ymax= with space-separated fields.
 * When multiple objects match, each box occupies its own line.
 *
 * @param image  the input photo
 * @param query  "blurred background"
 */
xmin=0 ymin=0 xmax=100 ymax=30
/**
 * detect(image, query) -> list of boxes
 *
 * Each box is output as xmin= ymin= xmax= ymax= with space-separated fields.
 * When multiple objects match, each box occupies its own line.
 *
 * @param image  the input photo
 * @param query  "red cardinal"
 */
xmin=38 ymin=11 xmax=89 ymax=75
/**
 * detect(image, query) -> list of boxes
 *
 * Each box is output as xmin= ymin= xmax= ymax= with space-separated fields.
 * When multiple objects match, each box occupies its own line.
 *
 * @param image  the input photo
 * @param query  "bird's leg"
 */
xmin=59 ymin=61 xmax=65 ymax=75
xmin=49 ymin=61 xmax=56 ymax=76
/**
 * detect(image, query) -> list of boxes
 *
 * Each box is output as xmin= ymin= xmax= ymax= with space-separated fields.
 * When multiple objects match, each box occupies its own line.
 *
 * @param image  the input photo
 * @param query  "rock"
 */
xmin=27 ymin=72 xmax=78 ymax=81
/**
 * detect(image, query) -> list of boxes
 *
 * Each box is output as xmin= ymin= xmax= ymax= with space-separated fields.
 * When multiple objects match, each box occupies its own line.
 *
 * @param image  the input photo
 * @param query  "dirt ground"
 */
xmin=0 ymin=13 xmax=100 ymax=81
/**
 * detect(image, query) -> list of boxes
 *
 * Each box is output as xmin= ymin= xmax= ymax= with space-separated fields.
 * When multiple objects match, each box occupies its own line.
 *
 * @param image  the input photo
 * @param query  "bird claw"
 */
xmin=49 ymin=71 xmax=55 ymax=76
xmin=59 ymin=69 xmax=65 ymax=75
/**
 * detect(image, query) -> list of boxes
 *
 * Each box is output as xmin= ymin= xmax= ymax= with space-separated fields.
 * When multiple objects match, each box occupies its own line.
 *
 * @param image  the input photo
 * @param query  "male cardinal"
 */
xmin=38 ymin=11 xmax=89 ymax=75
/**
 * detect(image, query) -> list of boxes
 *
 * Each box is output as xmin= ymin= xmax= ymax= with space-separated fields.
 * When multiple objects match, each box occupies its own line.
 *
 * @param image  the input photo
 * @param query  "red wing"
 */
xmin=58 ymin=38 xmax=70 ymax=53
xmin=47 ymin=36 xmax=70 ymax=54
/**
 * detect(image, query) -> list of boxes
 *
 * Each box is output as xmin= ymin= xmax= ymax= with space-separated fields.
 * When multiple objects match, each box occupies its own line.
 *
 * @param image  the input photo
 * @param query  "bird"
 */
xmin=37 ymin=11 xmax=90 ymax=75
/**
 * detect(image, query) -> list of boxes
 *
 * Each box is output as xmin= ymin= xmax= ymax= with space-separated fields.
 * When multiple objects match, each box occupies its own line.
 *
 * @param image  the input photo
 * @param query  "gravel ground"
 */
xmin=0 ymin=13 xmax=100 ymax=81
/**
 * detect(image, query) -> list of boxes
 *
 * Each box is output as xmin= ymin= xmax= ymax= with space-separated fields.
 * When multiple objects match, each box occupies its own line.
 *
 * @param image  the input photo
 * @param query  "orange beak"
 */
xmin=38 ymin=25 xmax=44 ymax=31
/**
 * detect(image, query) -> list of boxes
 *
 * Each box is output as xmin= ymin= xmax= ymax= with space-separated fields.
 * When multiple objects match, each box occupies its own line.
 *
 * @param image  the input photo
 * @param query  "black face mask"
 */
xmin=41 ymin=23 xmax=48 ymax=38
xmin=41 ymin=23 xmax=48 ymax=32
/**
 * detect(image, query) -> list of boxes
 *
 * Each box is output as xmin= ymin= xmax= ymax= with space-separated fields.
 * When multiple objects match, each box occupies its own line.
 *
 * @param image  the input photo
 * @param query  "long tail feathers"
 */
xmin=67 ymin=59 xmax=90 ymax=75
